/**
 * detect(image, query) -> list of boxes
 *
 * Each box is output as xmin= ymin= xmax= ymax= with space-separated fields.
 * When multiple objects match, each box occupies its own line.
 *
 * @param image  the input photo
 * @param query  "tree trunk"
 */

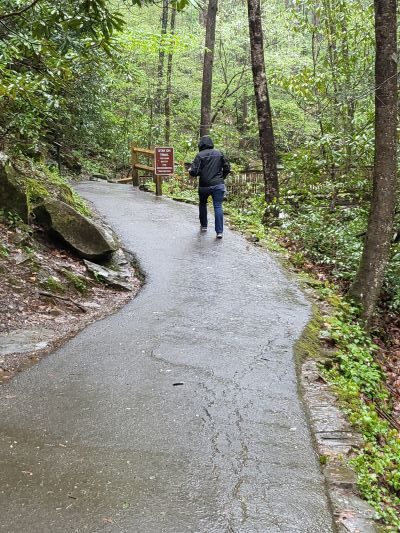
xmin=200 ymin=0 xmax=218 ymax=137
xmin=247 ymin=0 xmax=279 ymax=211
xmin=165 ymin=7 xmax=176 ymax=145
xmin=155 ymin=0 xmax=169 ymax=115
xmin=348 ymin=0 xmax=397 ymax=324
xmin=147 ymin=81 xmax=154 ymax=149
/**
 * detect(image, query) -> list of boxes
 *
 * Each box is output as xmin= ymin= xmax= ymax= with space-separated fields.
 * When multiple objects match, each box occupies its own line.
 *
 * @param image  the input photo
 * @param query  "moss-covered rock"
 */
xmin=0 ymin=153 xmax=28 ymax=222
xmin=1 ymin=153 xmax=91 ymax=219
xmin=35 ymin=199 xmax=118 ymax=260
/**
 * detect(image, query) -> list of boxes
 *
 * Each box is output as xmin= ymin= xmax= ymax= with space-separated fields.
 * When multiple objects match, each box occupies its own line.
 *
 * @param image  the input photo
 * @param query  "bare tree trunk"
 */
xmin=247 ymin=0 xmax=279 ymax=212
xmin=200 ymin=0 xmax=218 ymax=137
xmin=155 ymin=0 xmax=169 ymax=115
xmin=147 ymin=82 xmax=154 ymax=149
xmin=348 ymin=0 xmax=397 ymax=324
xmin=165 ymin=7 xmax=176 ymax=145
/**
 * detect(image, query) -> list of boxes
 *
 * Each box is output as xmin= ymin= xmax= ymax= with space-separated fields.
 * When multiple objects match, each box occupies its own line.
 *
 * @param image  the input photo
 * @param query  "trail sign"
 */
xmin=155 ymin=147 xmax=174 ymax=176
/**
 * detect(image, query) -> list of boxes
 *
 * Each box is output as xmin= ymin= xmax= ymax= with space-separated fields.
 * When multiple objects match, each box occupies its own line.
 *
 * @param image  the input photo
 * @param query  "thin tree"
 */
xmin=247 ymin=0 xmax=279 ymax=214
xmin=165 ymin=6 xmax=176 ymax=145
xmin=348 ymin=0 xmax=397 ymax=324
xmin=155 ymin=0 xmax=169 ymax=115
xmin=200 ymin=0 xmax=218 ymax=137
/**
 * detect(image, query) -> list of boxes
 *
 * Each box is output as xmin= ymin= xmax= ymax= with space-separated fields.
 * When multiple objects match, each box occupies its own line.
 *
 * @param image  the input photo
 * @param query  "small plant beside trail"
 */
xmin=321 ymin=299 xmax=400 ymax=528
xmin=40 ymin=275 xmax=66 ymax=294
xmin=62 ymin=269 xmax=88 ymax=295
xmin=0 ymin=242 xmax=9 ymax=257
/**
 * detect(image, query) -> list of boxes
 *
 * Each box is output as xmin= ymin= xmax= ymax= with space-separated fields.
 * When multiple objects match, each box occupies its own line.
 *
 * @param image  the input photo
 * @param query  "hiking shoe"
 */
xmin=200 ymin=226 xmax=208 ymax=232
xmin=216 ymin=233 xmax=223 ymax=239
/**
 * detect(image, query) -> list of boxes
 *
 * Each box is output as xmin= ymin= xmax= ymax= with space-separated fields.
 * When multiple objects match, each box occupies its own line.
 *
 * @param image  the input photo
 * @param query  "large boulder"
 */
xmin=35 ymin=199 xmax=118 ymax=260
xmin=0 ymin=153 xmax=28 ymax=222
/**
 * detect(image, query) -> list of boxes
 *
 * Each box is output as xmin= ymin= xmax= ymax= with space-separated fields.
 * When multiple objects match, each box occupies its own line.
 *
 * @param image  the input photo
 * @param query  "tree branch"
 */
xmin=211 ymin=78 xmax=247 ymax=124
xmin=38 ymin=291 xmax=88 ymax=313
xmin=0 ymin=0 xmax=41 ymax=20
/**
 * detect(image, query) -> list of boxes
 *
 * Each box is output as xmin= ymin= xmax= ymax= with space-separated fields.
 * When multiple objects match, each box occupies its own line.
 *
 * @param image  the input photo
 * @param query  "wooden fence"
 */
xmin=118 ymin=145 xmax=371 ymax=204
xmin=118 ymin=143 xmax=278 ymax=198
xmin=118 ymin=146 xmax=163 ymax=196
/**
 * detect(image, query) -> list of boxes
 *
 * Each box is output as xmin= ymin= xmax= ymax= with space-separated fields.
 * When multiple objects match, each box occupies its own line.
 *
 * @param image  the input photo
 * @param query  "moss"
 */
xmin=63 ymin=187 xmax=91 ymax=217
xmin=62 ymin=269 xmax=88 ymax=294
xmin=0 ymin=158 xmax=29 ymax=222
xmin=294 ymin=307 xmax=324 ymax=364
xmin=2 ymin=157 xmax=91 ymax=221
xmin=25 ymin=178 xmax=50 ymax=214
xmin=40 ymin=276 xmax=66 ymax=294
xmin=32 ymin=164 xmax=88 ymax=215
xmin=43 ymin=166 xmax=91 ymax=216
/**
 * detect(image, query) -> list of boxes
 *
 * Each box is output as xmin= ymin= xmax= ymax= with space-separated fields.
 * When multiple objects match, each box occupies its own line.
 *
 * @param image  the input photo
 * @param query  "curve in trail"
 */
xmin=0 ymin=183 xmax=334 ymax=532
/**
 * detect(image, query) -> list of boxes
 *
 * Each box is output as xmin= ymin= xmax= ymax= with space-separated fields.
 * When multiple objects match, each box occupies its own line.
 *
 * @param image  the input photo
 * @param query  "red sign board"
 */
xmin=155 ymin=147 xmax=174 ymax=176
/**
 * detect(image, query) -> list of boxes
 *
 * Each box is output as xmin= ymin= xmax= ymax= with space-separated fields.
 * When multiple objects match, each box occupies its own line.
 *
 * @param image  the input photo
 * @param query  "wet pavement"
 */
xmin=0 ymin=183 xmax=334 ymax=532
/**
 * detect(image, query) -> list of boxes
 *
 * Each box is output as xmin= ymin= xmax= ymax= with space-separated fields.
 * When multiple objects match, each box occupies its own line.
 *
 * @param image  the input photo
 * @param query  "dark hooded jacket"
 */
xmin=189 ymin=136 xmax=231 ymax=187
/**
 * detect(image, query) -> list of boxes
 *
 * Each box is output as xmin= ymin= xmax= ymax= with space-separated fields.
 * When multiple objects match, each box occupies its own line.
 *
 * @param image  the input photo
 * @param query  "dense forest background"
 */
xmin=1 ymin=0 xmax=398 ymax=314
xmin=0 ymin=0 xmax=379 ymax=168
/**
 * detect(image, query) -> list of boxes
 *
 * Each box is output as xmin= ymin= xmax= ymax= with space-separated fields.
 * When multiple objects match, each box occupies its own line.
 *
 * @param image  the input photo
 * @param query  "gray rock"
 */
xmin=0 ymin=153 xmax=28 ymax=222
xmin=332 ymin=486 xmax=379 ymax=520
xmin=0 ymin=328 xmax=54 ymax=357
xmin=84 ymin=259 xmax=133 ymax=291
xmin=108 ymin=248 xmax=129 ymax=268
xmin=325 ymin=464 xmax=357 ymax=490
xmin=34 ymin=199 xmax=118 ymax=260
xmin=13 ymin=252 xmax=30 ymax=265
xmin=91 ymin=174 xmax=108 ymax=181
xmin=81 ymin=301 xmax=101 ymax=310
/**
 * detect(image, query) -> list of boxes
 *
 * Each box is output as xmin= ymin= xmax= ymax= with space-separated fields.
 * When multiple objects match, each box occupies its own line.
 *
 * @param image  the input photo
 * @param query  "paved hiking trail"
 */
xmin=0 ymin=183 xmax=334 ymax=532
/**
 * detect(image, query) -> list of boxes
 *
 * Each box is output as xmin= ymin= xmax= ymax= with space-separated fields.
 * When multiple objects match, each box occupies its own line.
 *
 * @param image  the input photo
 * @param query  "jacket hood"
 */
xmin=198 ymin=136 xmax=214 ymax=151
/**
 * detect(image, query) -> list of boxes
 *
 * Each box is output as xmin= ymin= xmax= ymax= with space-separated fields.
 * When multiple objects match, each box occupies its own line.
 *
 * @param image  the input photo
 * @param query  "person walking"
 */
xmin=189 ymin=136 xmax=231 ymax=239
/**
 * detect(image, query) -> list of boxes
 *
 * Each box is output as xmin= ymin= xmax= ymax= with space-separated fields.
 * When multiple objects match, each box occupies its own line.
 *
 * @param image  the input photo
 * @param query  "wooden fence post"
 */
xmin=155 ymin=174 xmax=163 ymax=196
xmin=131 ymin=146 xmax=139 ymax=186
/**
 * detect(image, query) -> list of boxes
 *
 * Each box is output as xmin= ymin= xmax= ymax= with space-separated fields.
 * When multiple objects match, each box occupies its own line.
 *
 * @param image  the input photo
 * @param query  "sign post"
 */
xmin=154 ymin=147 xmax=174 ymax=196
xmin=131 ymin=145 xmax=139 ymax=186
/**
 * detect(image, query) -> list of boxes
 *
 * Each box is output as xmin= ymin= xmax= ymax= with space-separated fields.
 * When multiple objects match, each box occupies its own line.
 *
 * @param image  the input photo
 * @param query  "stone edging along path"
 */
xmin=302 ymin=356 xmax=380 ymax=533
xmin=296 ymin=317 xmax=381 ymax=533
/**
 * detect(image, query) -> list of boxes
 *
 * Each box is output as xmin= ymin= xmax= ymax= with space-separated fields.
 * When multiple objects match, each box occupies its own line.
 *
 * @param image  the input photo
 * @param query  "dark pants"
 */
xmin=198 ymin=185 xmax=225 ymax=234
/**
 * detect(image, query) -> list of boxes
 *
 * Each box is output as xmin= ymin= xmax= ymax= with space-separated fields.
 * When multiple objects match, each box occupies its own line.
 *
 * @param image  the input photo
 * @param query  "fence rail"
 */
xmin=138 ymin=170 xmax=266 ymax=196
xmin=119 ymin=144 xmax=372 ymax=203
